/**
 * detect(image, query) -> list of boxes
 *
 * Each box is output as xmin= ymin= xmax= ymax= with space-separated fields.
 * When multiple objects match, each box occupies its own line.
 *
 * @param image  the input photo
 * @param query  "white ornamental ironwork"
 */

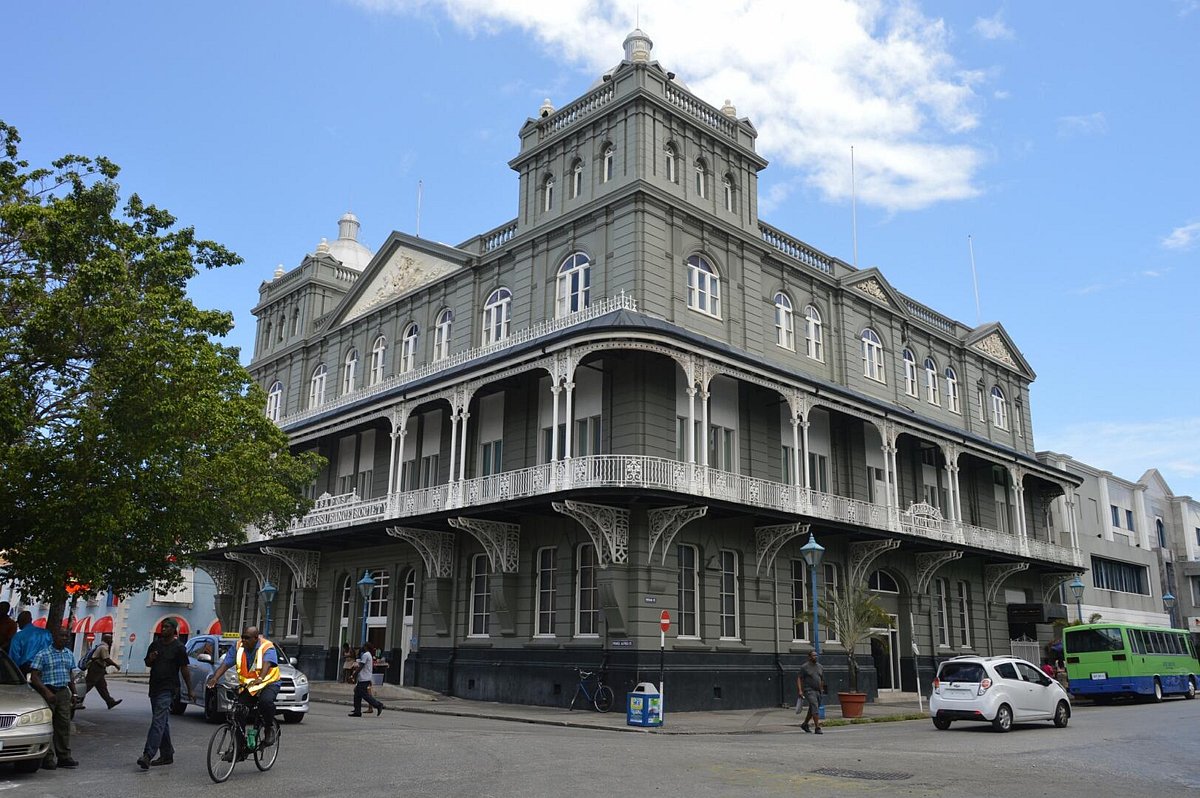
xmin=647 ymin=506 xmax=708 ymax=565
xmin=552 ymin=500 xmax=629 ymax=566
xmin=754 ymin=523 xmax=810 ymax=576
xmin=260 ymin=546 xmax=321 ymax=589
xmin=387 ymin=527 xmax=455 ymax=579
xmin=448 ymin=518 xmax=520 ymax=574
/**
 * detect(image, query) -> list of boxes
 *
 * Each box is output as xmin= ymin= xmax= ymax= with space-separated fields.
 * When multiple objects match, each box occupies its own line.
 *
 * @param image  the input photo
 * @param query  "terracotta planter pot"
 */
xmin=837 ymin=691 xmax=867 ymax=719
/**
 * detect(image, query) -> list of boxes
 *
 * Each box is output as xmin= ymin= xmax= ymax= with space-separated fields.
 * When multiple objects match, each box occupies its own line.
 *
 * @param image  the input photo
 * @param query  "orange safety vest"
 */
xmin=234 ymin=638 xmax=281 ymax=694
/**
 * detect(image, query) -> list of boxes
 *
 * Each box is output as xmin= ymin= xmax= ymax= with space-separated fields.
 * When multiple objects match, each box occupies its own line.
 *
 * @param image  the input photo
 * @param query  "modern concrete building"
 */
xmin=200 ymin=31 xmax=1086 ymax=710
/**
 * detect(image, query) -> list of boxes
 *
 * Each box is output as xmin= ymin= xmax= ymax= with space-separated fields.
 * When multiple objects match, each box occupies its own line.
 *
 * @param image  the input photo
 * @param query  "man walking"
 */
xmin=9 ymin=610 xmax=52 ymax=674
xmin=0 ymin=601 xmax=17 ymax=653
xmin=349 ymin=641 xmax=386 ymax=717
xmin=137 ymin=618 xmax=193 ymax=769
xmin=28 ymin=627 xmax=79 ymax=769
xmin=796 ymin=649 xmax=826 ymax=735
xmin=81 ymin=632 xmax=123 ymax=709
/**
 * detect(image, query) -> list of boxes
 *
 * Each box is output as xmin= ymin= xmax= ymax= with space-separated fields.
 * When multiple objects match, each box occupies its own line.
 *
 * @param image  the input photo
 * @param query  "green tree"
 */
xmin=0 ymin=121 xmax=322 ymax=626
xmin=800 ymin=583 xmax=893 ymax=692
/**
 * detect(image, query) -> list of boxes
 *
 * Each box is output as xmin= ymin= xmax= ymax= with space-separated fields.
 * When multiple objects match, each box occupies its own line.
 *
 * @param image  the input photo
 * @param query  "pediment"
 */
xmin=337 ymin=235 xmax=468 ymax=325
xmin=842 ymin=270 xmax=903 ymax=313
xmin=965 ymin=323 xmax=1035 ymax=379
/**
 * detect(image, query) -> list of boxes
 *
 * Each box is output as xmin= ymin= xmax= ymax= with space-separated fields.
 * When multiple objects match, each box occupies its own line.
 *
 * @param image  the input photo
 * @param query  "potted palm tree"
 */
xmin=803 ymin=583 xmax=893 ymax=719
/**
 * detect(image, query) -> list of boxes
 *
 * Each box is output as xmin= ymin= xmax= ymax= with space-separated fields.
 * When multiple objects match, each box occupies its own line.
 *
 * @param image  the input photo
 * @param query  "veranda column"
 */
xmin=458 ymin=410 xmax=470 ymax=481
xmin=550 ymin=381 xmax=561 ymax=462
xmin=800 ymin=419 xmax=811 ymax=490
xmin=881 ymin=443 xmax=893 ymax=507
xmin=564 ymin=380 xmax=575 ymax=460
xmin=686 ymin=386 xmax=697 ymax=463
xmin=790 ymin=417 xmax=801 ymax=487
xmin=699 ymin=388 xmax=710 ymax=468
xmin=447 ymin=409 xmax=459 ymax=488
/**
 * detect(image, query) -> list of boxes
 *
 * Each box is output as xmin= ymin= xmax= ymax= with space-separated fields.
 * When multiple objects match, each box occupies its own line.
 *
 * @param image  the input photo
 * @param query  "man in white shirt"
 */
xmin=349 ymin=642 xmax=386 ymax=717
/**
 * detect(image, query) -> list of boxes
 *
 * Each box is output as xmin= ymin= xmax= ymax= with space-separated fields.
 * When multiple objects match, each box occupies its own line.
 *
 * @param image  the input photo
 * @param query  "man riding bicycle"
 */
xmin=206 ymin=625 xmax=280 ymax=746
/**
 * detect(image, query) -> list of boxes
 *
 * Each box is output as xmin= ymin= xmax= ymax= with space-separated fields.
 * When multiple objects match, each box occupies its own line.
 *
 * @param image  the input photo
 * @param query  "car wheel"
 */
xmin=170 ymin=699 xmax=187 ymax=715
xmin=991 ymin=703 xmax=1013 ymax=733
xmin=15 ymin=758 xmax=41 ymax=774
xmin=932 ymin=717 xmax=952 ymax=730
xmin=282 ymin=711 xmax=305 ymax=724
xmin=1185 ymin=678 xmax=1196 ymax=700
xmin=204 ymin=689 xmax=221 ymax=723
xmin=1152 ymin=678 xmax=1164 ymax=703
xmin=1053 ymin=700 xmax=1070 ymax=728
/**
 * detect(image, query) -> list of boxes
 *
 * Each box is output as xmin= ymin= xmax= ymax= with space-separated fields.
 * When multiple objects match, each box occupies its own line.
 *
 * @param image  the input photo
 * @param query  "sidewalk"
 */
xmin=308 ymin=681 xmax=929 ymax=735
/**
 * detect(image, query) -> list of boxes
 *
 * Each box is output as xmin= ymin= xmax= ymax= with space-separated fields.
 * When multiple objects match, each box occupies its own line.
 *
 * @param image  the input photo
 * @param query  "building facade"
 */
xmin=200 ymin=31 xmax=1086 ymax=710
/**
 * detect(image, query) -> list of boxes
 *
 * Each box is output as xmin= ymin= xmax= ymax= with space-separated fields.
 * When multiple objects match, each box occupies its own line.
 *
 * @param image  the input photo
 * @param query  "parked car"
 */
xmin=0 ymin=649 xmax=53 ymax=774
xmin=172 ymin=633 xmax=310 ymax=724
xmin=930 ymin=655 xmax=1071 ymax=732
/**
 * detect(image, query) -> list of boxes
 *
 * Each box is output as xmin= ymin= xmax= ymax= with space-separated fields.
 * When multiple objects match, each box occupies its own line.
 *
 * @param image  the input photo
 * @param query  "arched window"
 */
xmin=1156 ymin=518 xmax=1166 ymax=548
xmin=309 ymin=364 xmax=327 ymax=409
xmin=602 ymin=145 xmax=614 ymax=183
xmin=665 ymin=143 xmax=678 ymax=183
xmin=556 ymin=252 xmax=591 ymax=317
xmin=400 ymin=323 xmax=419 ymax=373
xmin=869 ymin=570 xmax=900 ymax=594
xmin=292 ymin=309 xmax=301 ymax=337
xmin=277 ymin=316 xmax=285 ymax=342
xmin=264 ymin=321 xmax=272 ymax=350
xmin=924 ymin=357 xmax=940 ymax=405
xmin=571 ymin=159 xmax=583 ymax=198
xmin=694 ymin=158 xmax=708 ymax=198
xmin=543 ymin=174 xmax=555 ymax=213
xmin=861 ymin=329 xmax=884 ymax=382
xmin=944 ymin=367 xmax=960 ymax=413
xmin=266 ymin=381 xmax=283 ymax=422
xmin=576 ymin=544 xmax=599 ymax=637
xmin=342 ymin=348 xmax=358 ymax=394
xmin=774 ymin=292 xmax=794 ymax=350
xmin=370 ymin=335 xmax=387 ymax=385
xmin=991 ymin=386 xmax=1009 ymax=429
xmin=482 ymin=288 xmax=512 ymax=346
xmin=686 ymin=255 xmax=720 ymax=317
xmin=805 ymin=305 xmax=824 ymax=361
xmin=723 ymin=174 xmax=735 ymax=212
xmin=902 ymin=349 xmax=917 ymax=396
xmin=434 ymin=308 xmax=454 ymax=361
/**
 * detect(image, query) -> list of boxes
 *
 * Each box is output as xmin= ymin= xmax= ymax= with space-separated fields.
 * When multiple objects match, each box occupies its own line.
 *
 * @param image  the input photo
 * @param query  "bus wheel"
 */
xmin=1185 ymin=678 xmax=1196 ymax=700
xmin=1152 ymin=678 xmax=1164 ymax=703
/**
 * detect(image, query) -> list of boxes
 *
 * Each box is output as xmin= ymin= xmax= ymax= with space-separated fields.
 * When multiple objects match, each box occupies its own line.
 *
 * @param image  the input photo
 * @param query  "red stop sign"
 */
xmin=659 ymin=610 xmax=671 ymax=633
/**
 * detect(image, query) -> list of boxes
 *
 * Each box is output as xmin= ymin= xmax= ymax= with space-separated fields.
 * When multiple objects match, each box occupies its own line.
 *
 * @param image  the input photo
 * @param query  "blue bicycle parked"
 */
xmin=569 ymin=668 xmax=614 ymax=712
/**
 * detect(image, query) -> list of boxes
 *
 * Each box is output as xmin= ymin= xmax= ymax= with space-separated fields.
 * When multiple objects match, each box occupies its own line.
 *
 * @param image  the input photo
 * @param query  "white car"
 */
xmin=930 ymin=655 xmax=1071 ymax=732
xmin=0 ymin=650 xmax=53 ymax=774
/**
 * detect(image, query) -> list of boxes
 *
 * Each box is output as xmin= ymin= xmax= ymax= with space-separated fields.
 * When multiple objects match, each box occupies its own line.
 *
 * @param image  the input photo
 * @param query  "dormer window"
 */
xmin=602 ymin=145 xmax=614 ymax=183
xmin=695 ymin=159 xmax=708 ymax=199
xmin=543 ymin=174 xmax=555 ymax=213
xmin=665 ymin=143 xmax=678 ymax=183
xmin=571 ymin=160 xmax=583 ymax=198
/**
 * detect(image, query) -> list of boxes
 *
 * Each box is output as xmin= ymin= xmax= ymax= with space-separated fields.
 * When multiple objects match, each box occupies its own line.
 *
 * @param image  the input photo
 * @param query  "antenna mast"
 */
xmin=851 ymin=145 xmax=859 ymax=268
xmin=416 ymin=180 xmax=423 ymax=238
xmin=968 ymin=234 xmax=981 ymax=324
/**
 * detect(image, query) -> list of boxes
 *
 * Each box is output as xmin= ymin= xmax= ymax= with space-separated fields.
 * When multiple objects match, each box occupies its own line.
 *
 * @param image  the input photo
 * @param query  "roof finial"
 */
xmin=273 ymin=263 xmax=285 ymax=279
xmin=623 ymin=29 xmax=652 ymax=63
xmin=316 ymin=237 xmax=330 ymax=255
xmin=721 ymin=99 xmax=737 ymax=118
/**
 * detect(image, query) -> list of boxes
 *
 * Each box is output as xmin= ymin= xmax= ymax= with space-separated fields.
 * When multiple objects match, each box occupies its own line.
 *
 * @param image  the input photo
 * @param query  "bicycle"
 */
xmin=206 ymin=686 xmax=281 ymax=783
xmin=568 ymin=668 xmax=614 ymax=712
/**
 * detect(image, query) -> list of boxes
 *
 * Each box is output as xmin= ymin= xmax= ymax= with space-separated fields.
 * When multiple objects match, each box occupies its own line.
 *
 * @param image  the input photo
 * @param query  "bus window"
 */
xmin=1129 ymin=629 xmax=1146 ymax=654
xmin=1064 ymin=627 xmax=1123 ymax=653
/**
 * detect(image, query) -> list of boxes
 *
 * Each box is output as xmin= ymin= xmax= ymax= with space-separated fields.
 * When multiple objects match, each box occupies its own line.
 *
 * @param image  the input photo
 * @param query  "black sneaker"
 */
xmin=800 ymin=723 xmax=811 ymax=733
xmin=375 ymin=705 xmax=384 ymax=716
xmin=348 ymin=711 xmax=362 ymax=717
xmin=58 ymin=758 xmax=79 ymax=768
xmin=814 ymin=727 xmax=823 ymax=735
xmin=42 ymin=760 xmax=57 ymax=771
xmin=136 ymin=755 xmax=150 ymax=770
xmin=150 ymin=756 xmax=173 ymax=766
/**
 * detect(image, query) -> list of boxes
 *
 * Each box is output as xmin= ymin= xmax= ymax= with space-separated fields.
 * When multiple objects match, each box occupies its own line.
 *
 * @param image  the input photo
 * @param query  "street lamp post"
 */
xmin=357 ymin=570 xmax=376 ymax=646
xmin=800 ymin=533 xmax=825 ymax=654
xmin=1163 ymin=592 xmax=1177 ymax=629
xmin=1069 ymin=575 xmax=1085 ymax=624
xmin=260 ymin=580 xmax=278 ymax=637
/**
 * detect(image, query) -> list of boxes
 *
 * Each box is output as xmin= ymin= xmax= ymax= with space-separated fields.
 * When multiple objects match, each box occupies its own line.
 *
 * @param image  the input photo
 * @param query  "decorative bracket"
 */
xmin=754 ymin=523 xmax=810 ymax=576
xmin=552 ymin=500 xmax=629 ymax=566
xmin=197 ymin=561 xmax=239 ymax=595
xmin=914 ymin=550 xmax=964 ymax=595
xmin=985 ymin=562 xmax=1030 ymax=605
xmin=448 ymin=518 xmax=520 ymax=573
xmin=1041 ymin=572 xmax=1080 ymax=605
xmin=647 ymin=506 xmax=708 ymax=565
xmin=224 ymin=553 xmax=283 ymax=591
xmin=849 ymin=539 xmax=902 ymax=586
xmin=387 ymin=527 xmax=455 ymax=579
xmin=260 ymin=547 xmax=321 ymax=589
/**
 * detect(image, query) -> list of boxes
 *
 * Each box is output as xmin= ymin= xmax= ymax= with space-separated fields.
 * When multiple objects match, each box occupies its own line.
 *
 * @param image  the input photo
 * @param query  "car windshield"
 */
xmin=0 ymin=651 xmax=24 ymax=685
xmin=938 ymin=662 xmax=985 ymax=683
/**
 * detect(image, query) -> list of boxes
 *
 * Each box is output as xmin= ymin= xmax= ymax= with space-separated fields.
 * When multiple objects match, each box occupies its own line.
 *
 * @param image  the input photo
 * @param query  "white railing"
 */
xmin=759 ymin=223 xmax=835 ymax=275
xmin=539 ymin=84 xmax=614 ymax=139
xmin=665 ymin=85 xmax=737 ymax=139
xmin=279 ymin=293 xmax=639 ymax=429
xmin=273 ymin=455 xmax=1081 ymax=567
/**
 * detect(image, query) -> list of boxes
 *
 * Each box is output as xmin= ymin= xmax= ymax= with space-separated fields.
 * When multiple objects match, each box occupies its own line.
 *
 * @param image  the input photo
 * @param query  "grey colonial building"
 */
xmin=200 ymin=31 xmax=1085 ymax=709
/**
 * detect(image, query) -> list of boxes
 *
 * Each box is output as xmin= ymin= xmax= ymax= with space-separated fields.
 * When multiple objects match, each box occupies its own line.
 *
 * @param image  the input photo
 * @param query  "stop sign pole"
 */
xmin=659 ymin=610 xmax=670 ymax=713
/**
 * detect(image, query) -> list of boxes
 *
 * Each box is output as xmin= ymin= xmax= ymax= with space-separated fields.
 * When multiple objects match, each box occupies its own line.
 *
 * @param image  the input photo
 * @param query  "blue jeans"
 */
xmin=143 ymin=690 xmax=175 ymax=760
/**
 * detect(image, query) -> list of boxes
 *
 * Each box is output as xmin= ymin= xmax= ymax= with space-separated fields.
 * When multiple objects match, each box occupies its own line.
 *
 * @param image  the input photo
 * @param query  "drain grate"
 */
xmin=811 ymin=767 xmax=913 ymax=781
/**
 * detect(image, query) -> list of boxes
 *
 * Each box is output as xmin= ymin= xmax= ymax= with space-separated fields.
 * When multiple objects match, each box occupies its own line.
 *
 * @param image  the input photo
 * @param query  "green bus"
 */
xmin=1063 ymin=622 xmax=1199 ymax=701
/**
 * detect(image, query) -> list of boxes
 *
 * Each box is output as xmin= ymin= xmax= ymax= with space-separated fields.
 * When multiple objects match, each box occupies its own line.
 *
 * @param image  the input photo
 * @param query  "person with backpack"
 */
xmin=80 ymin=632 xmax=123 ymax=710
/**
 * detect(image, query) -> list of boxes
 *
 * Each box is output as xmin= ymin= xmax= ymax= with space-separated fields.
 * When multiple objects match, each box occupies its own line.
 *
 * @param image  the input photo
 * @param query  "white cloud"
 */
xmin=1163 ymin=220 xmax=1200 ymax=250
xmin=1039 ymin=418 xmax=1200 ymax=499
xmin=973 ymin=11 xmax=1014 ymax=40
xmin=1056 ymin=112 xmax=1107 ymax=137
xmin=353 ymin=0 xmax=987 ymax=212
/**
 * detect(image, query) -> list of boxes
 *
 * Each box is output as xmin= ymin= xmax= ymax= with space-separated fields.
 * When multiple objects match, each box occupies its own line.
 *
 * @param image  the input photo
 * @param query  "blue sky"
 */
xmin=8 ymin=1 xmax=1199 ymax=498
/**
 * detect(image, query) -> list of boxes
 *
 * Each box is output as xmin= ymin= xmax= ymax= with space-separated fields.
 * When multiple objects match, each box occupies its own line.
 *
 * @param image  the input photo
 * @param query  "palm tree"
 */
xmin=802 ymin=583 xmax=893 ymax=692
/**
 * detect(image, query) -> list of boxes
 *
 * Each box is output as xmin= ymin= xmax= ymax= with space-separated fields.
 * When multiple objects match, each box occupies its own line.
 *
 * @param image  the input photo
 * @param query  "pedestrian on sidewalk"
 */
xmin=796 ymin=650 xmax=826 ymax=735
xmin=137 ymin=618 xmax=194 ymax=770
xmin=0 ymin=601 xmax=17 ymax=653
xmin=349 ymin=642 xmax=386 ymax=717
xmin=341 ymin=642 xmax=357 ymax=684
xmin=80 ymin=632 xmax=123 ymax=709
xmin=28 ymin=627 xmax=79 ymax=769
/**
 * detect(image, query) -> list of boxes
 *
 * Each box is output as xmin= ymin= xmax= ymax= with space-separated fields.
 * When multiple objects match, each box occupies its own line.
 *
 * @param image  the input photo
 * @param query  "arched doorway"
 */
xmin=867 ymin=570 xmax=902 ymax=692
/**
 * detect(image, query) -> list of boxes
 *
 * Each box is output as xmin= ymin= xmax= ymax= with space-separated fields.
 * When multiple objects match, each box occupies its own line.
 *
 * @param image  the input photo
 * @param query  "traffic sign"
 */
xmin=659 ymin=610 xmax=671 ymax=633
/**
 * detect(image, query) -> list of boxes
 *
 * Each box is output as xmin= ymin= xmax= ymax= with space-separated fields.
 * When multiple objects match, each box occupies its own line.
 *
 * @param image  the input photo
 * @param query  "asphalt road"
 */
xmin=5 ymin=679 xmax=1199 ymax=797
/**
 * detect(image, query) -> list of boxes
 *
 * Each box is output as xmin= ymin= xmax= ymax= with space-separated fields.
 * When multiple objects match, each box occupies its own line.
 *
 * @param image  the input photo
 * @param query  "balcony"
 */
xmin=273 ymin=454 xmax=1081 ymax=568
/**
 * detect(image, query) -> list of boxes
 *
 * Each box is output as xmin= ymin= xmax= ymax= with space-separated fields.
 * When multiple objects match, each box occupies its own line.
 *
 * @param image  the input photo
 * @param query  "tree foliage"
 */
xmin=0 ymin=121 xmax=322 ymax=623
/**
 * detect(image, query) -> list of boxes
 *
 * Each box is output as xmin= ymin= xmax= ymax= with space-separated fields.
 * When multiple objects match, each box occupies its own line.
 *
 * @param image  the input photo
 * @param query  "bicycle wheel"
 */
xmin=593 ymin=685 xmax=615 ymax=713
xmin=207 ymin=725 xmax=238 ymax=783
xmin=254 ymin=720 xmax=280 ymax=771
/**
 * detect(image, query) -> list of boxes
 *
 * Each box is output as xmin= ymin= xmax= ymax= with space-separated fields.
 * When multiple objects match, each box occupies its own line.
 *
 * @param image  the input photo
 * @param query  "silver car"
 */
xmin=0 ymin=649 xmax=53 ymax=773
xmin=172 ymin=633 xmax=309 ymax=724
